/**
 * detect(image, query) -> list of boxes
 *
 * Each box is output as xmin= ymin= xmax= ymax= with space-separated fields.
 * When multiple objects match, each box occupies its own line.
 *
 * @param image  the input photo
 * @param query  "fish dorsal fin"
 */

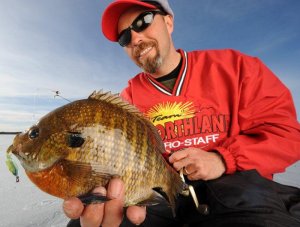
xmin=89 ymin=90 xmax=166 ymax=156
xmin=88 ymin=90 xmax=143 ymax=117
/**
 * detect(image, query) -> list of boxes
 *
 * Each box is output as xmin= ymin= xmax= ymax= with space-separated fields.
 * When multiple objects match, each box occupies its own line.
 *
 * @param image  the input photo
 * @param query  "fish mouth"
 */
xmin=6 ymin=144 xmax=14 ymax=154
xmin=7 ymin=144 xmax=62 ymax=173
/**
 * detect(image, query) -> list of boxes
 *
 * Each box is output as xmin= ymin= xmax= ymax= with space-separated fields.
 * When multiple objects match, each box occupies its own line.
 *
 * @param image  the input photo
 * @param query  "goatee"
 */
xmin=134 ymin=41 xmax=162 ymax=74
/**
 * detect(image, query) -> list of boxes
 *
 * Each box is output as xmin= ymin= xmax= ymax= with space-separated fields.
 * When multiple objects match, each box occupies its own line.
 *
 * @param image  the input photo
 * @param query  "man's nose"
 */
xmin=130 ymin=30 xmax=143 ymax=46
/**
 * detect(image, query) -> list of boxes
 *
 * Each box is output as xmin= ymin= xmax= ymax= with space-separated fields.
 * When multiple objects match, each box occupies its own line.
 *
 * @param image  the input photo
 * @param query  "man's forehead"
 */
xmin=118 ymin=6 xmax=150 ymax=30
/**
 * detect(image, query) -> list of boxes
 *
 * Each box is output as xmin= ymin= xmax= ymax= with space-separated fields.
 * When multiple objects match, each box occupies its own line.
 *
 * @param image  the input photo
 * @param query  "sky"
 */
xmin=0 ymin=0 xmax=300 ymax=131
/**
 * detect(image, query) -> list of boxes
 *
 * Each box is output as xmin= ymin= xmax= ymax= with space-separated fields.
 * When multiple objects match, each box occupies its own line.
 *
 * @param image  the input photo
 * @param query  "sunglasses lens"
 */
xmin=118 ymin=28 xmax=131 ymax=47
xmin=118 ymin=11 xmax=160 ymax=47
xmin=133 ymin=13 xmax=153 ymax=32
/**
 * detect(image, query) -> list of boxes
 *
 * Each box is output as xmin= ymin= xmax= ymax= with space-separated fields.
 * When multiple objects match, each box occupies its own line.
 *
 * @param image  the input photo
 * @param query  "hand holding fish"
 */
xmin=169 ymin=147 xmax=226 ymax=181
xmin=63 ymin=179 xmax=147 ymax=226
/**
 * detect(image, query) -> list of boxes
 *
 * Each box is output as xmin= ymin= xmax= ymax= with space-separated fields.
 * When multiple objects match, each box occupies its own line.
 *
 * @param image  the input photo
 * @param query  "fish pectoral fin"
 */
xmin=78 ymin=192 xmax=110 ymax=205
xmin=90 ymin=164 xmax=120 ymax=178
xmin=63 ymin=159 xmax=119 ymax=186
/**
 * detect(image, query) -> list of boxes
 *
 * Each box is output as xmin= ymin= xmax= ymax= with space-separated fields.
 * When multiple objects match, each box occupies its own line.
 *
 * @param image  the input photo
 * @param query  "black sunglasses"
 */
xmin=118 ymin=11 xmax=166 ymax=47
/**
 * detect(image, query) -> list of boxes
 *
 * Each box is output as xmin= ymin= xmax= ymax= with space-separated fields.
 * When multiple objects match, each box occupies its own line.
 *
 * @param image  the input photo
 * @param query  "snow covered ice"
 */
xmin=1 ymin=134 xmax=299 ymax=226
xmin=0 ymin=135 xmax=69 ymax=227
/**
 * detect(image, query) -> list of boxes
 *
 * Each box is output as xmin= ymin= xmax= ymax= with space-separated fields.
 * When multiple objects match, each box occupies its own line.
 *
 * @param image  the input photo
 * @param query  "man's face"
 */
xmin=118 ymin=7 xmax=172 ymax=74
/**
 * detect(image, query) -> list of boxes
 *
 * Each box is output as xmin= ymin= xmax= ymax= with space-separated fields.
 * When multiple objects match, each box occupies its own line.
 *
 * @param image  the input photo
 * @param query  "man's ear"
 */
xmin=164 ymin=15 xmax=174 ymax=34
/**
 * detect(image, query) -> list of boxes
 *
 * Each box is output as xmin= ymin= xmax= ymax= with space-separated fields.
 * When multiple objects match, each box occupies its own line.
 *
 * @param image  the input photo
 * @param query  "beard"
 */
xmin=134 ymin=41 xmax=162 ymax=74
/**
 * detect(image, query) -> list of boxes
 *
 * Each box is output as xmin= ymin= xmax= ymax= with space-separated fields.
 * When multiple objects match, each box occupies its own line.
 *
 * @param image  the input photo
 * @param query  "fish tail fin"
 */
xmin=168 ymin=189 xmax=177 ymax=217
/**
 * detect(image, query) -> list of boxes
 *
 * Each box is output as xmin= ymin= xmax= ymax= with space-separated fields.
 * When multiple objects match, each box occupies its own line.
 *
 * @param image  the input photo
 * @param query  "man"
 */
xmin=64 ymin=1 xmax=300 ymax=226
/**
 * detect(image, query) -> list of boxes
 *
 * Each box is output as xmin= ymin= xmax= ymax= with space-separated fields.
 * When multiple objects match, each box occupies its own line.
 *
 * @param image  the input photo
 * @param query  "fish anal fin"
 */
xmin=152 ymin=187 xmax=170 ymax=203
xmin=78 ymin=192 xmax=110 ymax=205
xmin=135 ymin=189 xmax=169 ymax=207
xmin=135 ymin=188 xmax=177 ymax=217
xmin=154 ymin=187 xmax=178 ymax=217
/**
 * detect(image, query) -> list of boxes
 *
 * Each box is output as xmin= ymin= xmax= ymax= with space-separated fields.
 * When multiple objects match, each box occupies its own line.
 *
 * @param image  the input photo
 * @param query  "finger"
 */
xmin=126 ymin=206 xmax=146 ymax=225
xmin=187 ymin=166 xmax=207 ymax=181
xmin=63 ymin=197 xmax=84 ymax=219
xmin=80 ymin=187 xmax=106 ymax=227
xmin=101 ymin=178 xmax=125 ymax=227
xmin=187 ymin=172 xmax=198 ymax=181
xmin=168 ymin=150 xmax=188 ymax=164
xmin=172 ymin=157 xmax=191 ymax=171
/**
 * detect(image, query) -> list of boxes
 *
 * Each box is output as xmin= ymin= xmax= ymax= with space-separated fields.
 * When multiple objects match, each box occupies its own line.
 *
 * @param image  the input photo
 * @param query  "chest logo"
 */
xmin=146 ymin=101 xmax=195 ymax=125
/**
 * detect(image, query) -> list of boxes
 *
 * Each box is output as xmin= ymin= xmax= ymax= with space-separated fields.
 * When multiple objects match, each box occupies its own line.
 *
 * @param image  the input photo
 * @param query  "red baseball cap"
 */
xmin=101 ymin=0 xmax=174 ymax=42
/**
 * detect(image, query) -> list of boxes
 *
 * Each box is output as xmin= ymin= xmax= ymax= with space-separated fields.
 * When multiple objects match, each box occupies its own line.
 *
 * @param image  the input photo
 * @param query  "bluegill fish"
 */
xmin=6 ymin=91 xmax=184 ymax=211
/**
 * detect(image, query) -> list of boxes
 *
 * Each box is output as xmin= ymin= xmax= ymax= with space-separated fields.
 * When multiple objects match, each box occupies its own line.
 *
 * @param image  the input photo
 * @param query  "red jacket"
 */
xmin=121 ymin=49 xmax=300 ymax=179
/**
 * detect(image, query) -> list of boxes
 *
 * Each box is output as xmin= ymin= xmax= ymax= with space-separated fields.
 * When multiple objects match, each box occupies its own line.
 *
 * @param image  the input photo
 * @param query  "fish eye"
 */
xmin=28 ymin=127 xmax=39 ymax=139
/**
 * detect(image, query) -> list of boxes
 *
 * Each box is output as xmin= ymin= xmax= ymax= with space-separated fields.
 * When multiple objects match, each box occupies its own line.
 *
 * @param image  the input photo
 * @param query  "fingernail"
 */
xmin=92 ymin=186 xmax=107 ymax=195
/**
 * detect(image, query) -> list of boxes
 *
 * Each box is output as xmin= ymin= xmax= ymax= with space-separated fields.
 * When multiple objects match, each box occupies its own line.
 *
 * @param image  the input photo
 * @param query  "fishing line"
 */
xmin=52 ymin=91 xmax=71 ymax=103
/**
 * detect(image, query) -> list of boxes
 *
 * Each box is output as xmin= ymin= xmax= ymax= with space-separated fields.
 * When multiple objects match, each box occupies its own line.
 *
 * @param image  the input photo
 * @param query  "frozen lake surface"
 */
xmin=1 ymin=134 xmax=299 ymax=226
